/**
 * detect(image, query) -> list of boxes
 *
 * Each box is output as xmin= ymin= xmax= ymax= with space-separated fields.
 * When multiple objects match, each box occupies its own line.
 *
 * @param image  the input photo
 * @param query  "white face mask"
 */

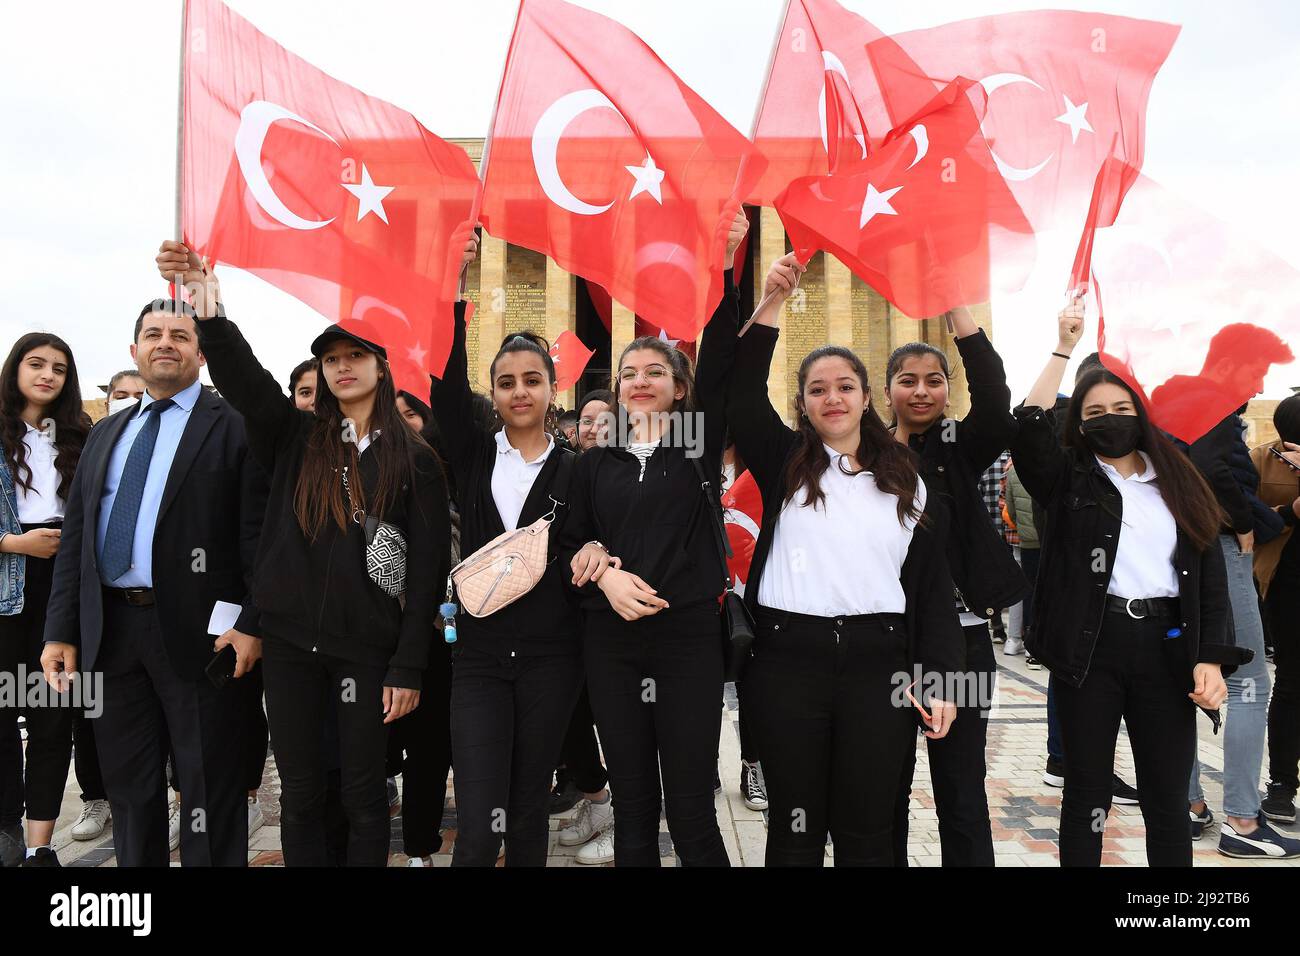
xmin=108 ymin=396 xmax=138 ymax=415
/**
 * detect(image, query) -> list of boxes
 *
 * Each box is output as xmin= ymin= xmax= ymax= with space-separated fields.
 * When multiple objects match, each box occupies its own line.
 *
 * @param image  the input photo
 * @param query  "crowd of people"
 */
xmin=1 ymin=212 xmax=1299 ymax=868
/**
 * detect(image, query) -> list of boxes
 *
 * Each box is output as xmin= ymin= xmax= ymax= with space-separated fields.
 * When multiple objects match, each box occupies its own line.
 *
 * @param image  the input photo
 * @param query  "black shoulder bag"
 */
xmin=689 ymin=455 xmax=756 ymax=682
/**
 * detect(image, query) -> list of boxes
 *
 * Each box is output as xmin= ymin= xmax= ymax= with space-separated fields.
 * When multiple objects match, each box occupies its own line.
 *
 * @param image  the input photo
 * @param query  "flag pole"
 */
xmin=175 ymin=0 xmax=188 ymax=244
xmin=749 ymin=0 xmax=793 ymax=140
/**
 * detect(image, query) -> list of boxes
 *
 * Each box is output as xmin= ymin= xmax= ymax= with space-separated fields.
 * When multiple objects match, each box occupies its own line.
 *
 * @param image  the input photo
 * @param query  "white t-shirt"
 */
xmin=1097 ymin=452 xmax=1180 ymax=599
xmin=756 ymin=444 xmax=927 ymax=616
xmin=491 ymin=430 xmax=555 ymax=531
xmin=13 ymin=422 xmax=64 ymax=523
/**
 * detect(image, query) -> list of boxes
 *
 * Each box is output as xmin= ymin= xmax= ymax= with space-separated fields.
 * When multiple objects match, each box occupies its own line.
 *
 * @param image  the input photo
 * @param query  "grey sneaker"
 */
xmin=71 ymin=799 xmax=111 ymax=841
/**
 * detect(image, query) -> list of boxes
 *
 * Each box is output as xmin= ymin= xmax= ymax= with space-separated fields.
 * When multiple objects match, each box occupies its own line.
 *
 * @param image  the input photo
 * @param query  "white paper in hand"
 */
xmin=207 ymin=600 xmax=242 ymax=636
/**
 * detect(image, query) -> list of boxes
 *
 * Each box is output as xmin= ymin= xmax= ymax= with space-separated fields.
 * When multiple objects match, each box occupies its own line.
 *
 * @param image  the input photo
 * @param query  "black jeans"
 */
xmin=584 ymin=605 xmax=730 ymax=867
xmin=1267 ymin=570 xmax=1300 ymax=792
xmin=747 ymin=607 xmax=915 ymax=866
xmin=450 ymin=645 xmax=582 ymax=866
xmin=261 ymin=636 xmax=391 ymax=866
xmin=0 ymin=541 xmax=72 ymax=823
xmin=557 ymin=682 xmax=608 ymax=794
xmin=233 ymin=661 xmax=268 ymax=793
xmin=96 ymin=596 xmax=247 ymax=866
xmin=894 ymin=622 xmax=995 ymax=866
xmin=72 ymin=710 xmax=106 ymax=802
xmin=391 ymin=639 xmax=453 ymax=858
xmin=1054 ymin=612 xmax=1196 ymax=866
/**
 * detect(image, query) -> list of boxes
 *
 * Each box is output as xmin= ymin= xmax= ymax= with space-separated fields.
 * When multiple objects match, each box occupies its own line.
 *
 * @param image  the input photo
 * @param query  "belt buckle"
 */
xmin=1124 ymin=598 xmax=1147 ymax=620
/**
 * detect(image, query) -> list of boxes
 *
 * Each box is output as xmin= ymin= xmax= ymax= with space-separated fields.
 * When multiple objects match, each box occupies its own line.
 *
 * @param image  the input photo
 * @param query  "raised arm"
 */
xmin=950 ymin=305 xmax=1017 ymax=474
xmin=1024 ymin=296 xmax=1084 ymax=413
xmin=693 ymin=209 xmax=749 ymax=485
xmin=155 ymin=241 xmax=302 ymax=471
xmin=429 ymin=232 xmax=489 ymax=480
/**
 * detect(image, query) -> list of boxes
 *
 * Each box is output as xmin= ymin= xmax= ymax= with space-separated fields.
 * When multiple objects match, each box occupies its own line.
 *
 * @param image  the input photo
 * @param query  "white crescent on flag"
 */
xmin=235 ymin=100 xmax=339 ymax=231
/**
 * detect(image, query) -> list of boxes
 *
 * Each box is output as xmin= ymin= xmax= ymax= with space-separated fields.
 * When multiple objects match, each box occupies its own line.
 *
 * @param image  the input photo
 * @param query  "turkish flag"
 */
xmin=479 ymin=0 xmax=765 ymax=342
xmin=721 ymin=470 xmax=763 ymax=595
xmin=864 ymin=11 xmax=1179 ymax=235
xmin=181 ymin=0 xmax=480 ymax=392
xmin=775 ymin=78 xmax=1033 ymax=318
xmin=1078 ymin=176 xmax=1298 ymax=445
xmin=633 ymin=315 xmax=696 ymax=361
xmin=548 ymin=330 xmax=594 ymax=392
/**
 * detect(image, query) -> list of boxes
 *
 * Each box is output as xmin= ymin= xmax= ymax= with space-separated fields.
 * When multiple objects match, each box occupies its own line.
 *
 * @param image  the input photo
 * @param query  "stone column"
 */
xmin=545 ymin=258 xmax=576 ymax=408
xmin=476 ymin=234 xmax=509 ymax=391
xmin=825 ymin=256 xmax=854 ymax=348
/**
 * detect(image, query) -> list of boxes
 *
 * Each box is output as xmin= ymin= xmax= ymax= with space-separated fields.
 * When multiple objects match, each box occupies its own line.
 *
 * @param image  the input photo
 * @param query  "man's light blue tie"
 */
xmin=101 ymin=398 xmax=174 ymax=582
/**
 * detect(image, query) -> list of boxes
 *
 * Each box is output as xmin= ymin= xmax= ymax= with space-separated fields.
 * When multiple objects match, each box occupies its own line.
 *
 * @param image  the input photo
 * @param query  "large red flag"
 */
xmin=548 ymin=330 xmax=594 ymax=392
xmin=479 ymin=0 xmax=765 ymax=342
xmin=181 ymin=0 xmax=480 ymax=392
xmin=721 ymin=470 xmax=763 ymax=595
xmin=864 ymin=11 xmax=1179 ymax=234
xmin=776 ymin=78 xmax=1033 ymax=318
xmin=748 ymin=0 xmax=894 ymax=206
xmin=1081 ymin=176 xmax=1298 ymax=444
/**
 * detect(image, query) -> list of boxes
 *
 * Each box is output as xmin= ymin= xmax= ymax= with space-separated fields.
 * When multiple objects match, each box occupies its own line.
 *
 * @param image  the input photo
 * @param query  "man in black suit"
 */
xmin=41 ymin=299 xmax=267 ymax=866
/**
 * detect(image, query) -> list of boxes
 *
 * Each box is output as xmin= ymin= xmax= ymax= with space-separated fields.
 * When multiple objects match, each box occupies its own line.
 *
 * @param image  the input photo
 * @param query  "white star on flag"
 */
xmin=407 ymin=342 xmax=427 ymax=366
xmin=342 ymin=164 xmax=395 ymax=223
xmin=859 ymin=183 xmax=903 ymax=229
xmin=657 ymin=328 xmax=680 ymax=348
xmin=626 ymin=155 xmax=665 ymax=204
xmin=1054 ymin=95 xmax=1094 ymax=145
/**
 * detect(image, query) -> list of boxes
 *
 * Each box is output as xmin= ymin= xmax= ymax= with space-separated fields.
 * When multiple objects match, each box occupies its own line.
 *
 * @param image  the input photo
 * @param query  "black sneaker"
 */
xmin=1190 ymin=805 xmax=1214 ymax=841
xmin=0 ymin=824 xmax=24 ymax=868
xmin=741 ymin=760 xmax=768 ymax=811
xmin=22 ymin=847 xmax=60 ymax=867
xmin=548 ymin=779 xmax=581 ymax=815
xmin=1262 ymin=783 xmax=1297 ymax=824
xmin=1112 ymin=775 xmax=1140 ymax=805
xmin=1042 ymin=756 xmax=1065 ymax=788
xmin=1025 ymin=655 xmax=1043 ymax=671
xmin=713 ymin=770 xmax=722 ymax=796
xmin=387 ymin=776 xmax=401 ymax=818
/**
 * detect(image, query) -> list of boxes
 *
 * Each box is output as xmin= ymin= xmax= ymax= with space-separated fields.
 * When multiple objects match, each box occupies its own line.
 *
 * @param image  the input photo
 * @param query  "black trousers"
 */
xmin=166 ymin=663 xmax=265 ymax=796
xmin=390 ymin=639 xmax=453 ymax=858
xmin=894 ymin=622 xmax=996 ymax=866
xmin=747 ymin=607 xmax=915 ymax=866
xmin=1054 ymin=613 xmax=1196 ymax=866
xmin=0 ymin=720 xmax=19 ymax=828
xmin=0 ymin=541 xmax=72 ymax=823
xmin=735 ymin=679 xmax=757 ymax=763
xmin=261 ymin=636 xmax=390 ymax=867
xmin=584 ymin=605 xmax=730 ymax=867
xmin=450 ymin=644 xmax=582 ymax=866
xmin=72 ymin=710 xmax=106 ymax=802
xmin=96 ymin=595 xmax=247 ymax=866
xmin=557 ymin=682 xmax=608 ymax=794
xmin=1267 ymin=571 xmax=1300 ymax=792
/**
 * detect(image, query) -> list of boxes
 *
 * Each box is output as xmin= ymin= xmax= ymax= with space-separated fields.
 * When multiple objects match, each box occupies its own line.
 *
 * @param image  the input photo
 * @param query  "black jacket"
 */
xmin=1011 ymin=404 xmax=1250 ymax=688
xmin=197 ymin=312 xmax=449 ymax=690
xmin=905 ymin=329 xmax=1027 ymax=618
xmin=429 ymin=301 xmax=580 ymax=656
xmin=725 ymin=322 xmax=965 ymax=679
xmin=557 ymin=271 xmax=739 ymax=612
xmin=43 ymin=386 xmax=268 ymax=682
xmin=1191 ymin=412 xmax=1285 ymax=543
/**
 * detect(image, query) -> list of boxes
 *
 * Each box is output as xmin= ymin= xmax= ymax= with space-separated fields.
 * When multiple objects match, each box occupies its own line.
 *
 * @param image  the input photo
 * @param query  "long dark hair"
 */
xmin=612 ymin=337 xmax=696 ymax=413
xmin=1065 ymin=368 xmax=1223 ymax=551
xmin=884 ymin=341 xmax=951 ymax=428
xmin=292 ymin=353 xmax=430 ymax=540
xmin=1275 ymin=394 xmax=1300 ymax=446
xmin=785 ymin=346 xmax=921 ymax=526
xmin=0 ymin=333 xmax=91 ymax=499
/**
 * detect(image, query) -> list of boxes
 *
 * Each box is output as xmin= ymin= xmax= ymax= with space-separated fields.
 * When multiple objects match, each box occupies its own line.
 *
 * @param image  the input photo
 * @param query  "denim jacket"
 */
xmin=0 ymin=457 xmax=26 ymax=615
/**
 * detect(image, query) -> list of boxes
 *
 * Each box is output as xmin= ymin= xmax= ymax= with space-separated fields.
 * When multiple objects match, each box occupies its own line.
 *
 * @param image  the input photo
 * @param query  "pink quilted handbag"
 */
xmin=450 ymin=514 xmax=555 ymax=618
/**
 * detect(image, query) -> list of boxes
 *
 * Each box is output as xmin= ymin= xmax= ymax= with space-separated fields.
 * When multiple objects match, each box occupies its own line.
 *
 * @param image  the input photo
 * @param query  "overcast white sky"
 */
xmin=1 ymin=0 xmax=1297 ymax=400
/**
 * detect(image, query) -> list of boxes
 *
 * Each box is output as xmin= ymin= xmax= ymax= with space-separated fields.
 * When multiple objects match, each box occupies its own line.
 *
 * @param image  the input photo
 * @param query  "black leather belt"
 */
xmin=103 ymin=586 xmax=155 ymax=607
xmin=1105 ymin=595 xmax=1179 ymax=622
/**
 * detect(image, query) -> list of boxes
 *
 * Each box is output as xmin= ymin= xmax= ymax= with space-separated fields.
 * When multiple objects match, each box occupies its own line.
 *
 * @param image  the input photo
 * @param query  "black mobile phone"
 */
xmin=204 ymin=644 xmax=237 ymax=690
xmin=1270 ymin=446 xmax=1300 ymax=473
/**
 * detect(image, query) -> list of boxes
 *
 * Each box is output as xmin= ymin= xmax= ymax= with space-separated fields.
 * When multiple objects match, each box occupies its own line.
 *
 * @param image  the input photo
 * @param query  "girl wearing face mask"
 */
xmin=884 ymin=308 xmax=1027 ymax=867
xmin=1013 ymin=299 xmax=1245 ymax=866
xmin=105 ymin=369 xmax=146 ymax=417
xmin=556 ymin=213 xmax=750 ymax=867
xmin=0 ymin=333 xmax=91 ymax=867
xmin=159 ymin=242 xmax=451 ymax=867
xmin=724 ymin=255 xmax=963 ymax=866
xmin=428 ymin=234 xmax=589 ymax=867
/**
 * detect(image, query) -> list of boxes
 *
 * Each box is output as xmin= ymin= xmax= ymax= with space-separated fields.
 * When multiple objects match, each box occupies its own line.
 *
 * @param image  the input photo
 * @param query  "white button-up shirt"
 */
xmin=491 ymin=430 xmax=554 ymax=531
xmin=1097 ymin=452 xmax=1180 ymax=599
xmin=13 ymin=421 xmax=64 ymax=523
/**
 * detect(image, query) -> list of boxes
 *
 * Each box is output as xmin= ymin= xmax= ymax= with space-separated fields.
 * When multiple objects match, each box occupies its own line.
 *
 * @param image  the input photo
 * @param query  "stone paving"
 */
xmin=32 ymin=647 xmax=1300 ymax=867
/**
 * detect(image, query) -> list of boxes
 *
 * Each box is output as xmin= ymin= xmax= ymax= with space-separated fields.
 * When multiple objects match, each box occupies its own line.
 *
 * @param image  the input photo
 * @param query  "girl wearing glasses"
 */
xmin=727 ymin=255 xmax=964 ymax=866
xmin=558 ymin=212 xmax=750 ymax=866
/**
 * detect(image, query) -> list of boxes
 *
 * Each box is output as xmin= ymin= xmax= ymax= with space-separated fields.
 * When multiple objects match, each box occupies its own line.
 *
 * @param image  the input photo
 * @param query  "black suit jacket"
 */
xmin=43 ymin=386 xmax=269 ymax=681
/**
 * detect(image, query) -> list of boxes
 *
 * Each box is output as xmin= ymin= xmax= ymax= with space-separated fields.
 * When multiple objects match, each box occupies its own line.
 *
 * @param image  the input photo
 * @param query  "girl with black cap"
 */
xmin=156 ymin=240 xmax=450 ymax=867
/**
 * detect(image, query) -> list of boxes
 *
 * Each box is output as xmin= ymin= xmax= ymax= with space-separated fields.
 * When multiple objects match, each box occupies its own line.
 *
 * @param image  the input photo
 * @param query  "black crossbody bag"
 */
xmin=689 ymin=455 xmax=755 ymax=682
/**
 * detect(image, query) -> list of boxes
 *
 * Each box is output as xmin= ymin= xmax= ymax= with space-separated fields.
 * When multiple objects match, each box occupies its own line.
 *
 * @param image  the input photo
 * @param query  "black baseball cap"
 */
xmin=309 ymin=321 xmax=388 ymax=360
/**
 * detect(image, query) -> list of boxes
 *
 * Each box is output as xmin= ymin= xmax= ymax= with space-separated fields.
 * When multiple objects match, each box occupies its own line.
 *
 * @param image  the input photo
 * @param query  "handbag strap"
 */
xmin=689 ymin=454 xmax=735 ymax=594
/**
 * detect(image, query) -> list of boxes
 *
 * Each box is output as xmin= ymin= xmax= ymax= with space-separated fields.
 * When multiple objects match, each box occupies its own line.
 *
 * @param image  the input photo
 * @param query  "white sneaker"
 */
xmin=167 ymin=798 xmax=181 ymax=852
xmin=575 ymin=827 xmax=615 ymax=865
xmin=247 ymin=797 xmax=264 ymax=838
xmin=71 ymin=799 xmax=111 ymax=841
xmin=1003 ymin=636 xmax=1025 ymax=656
xmin=406 ymin=854 xmax=434 ymax=867
xmin=559 ymin=797 xmax=614 ymax=847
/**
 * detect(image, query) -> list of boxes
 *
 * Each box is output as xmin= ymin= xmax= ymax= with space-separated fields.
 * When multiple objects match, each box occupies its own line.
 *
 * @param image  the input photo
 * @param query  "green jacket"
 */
xmin=1004 ymin=464 xmax=1039 ymax=549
